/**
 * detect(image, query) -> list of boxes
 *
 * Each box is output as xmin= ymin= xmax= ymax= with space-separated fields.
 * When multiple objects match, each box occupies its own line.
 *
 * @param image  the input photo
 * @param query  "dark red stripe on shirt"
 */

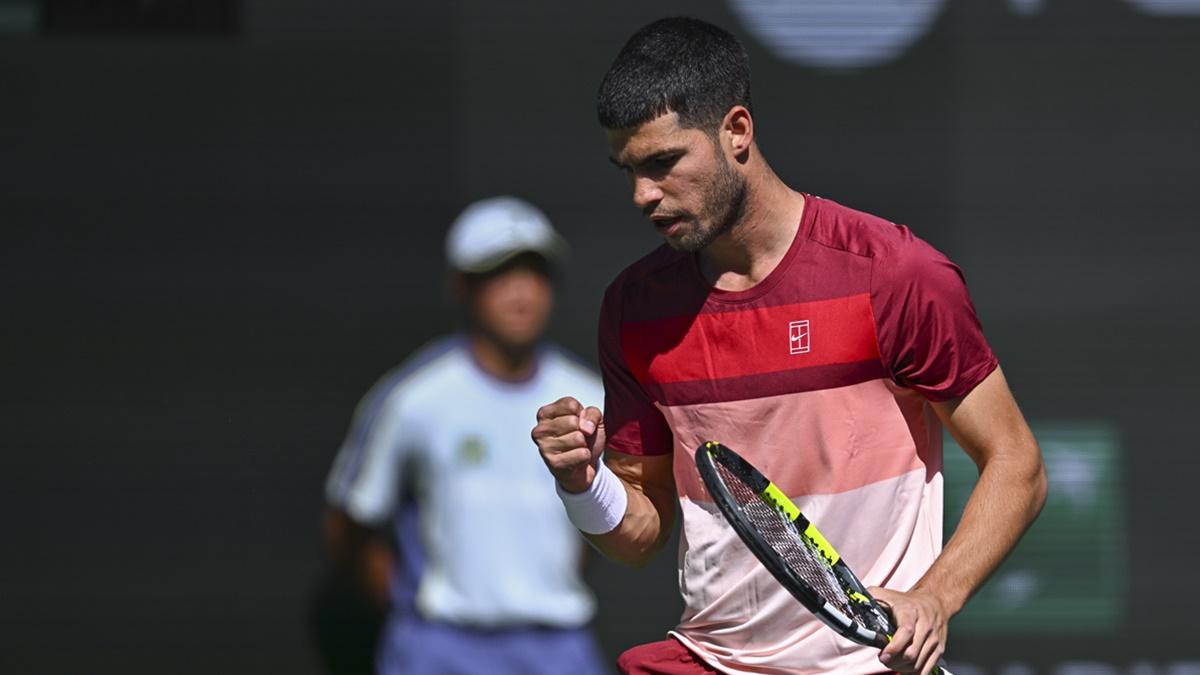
xmin=620 ymin=293 xmax=881 ymax=386
xmin=640 ymin=359 xmax=889 ymax=406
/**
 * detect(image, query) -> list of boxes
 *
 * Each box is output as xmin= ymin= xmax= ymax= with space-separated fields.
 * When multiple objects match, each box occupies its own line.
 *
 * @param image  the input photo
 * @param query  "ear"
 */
xmin=446 ymin=271 xmax=469 ymax=305
xmin=722 ymin=105 xmax=754 ymax=161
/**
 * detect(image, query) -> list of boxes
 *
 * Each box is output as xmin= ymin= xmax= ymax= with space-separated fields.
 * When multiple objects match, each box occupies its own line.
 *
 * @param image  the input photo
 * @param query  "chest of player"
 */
xmin=620 ymin=293 xmax=887 ymax=407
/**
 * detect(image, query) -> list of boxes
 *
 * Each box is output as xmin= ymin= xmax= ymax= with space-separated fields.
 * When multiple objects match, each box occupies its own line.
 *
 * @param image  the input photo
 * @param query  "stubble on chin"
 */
xmin=669 ymin=164 xmax=746 ymax=254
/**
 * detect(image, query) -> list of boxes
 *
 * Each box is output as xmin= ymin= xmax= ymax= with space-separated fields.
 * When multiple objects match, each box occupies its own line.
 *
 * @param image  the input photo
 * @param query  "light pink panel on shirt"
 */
xmin=669 ymin=471 xmax=943 ymax=674
xmin=663 ymin=378 xmax=938 ymax=502
xmin=659 ymin=377 xmax=946 ymax=673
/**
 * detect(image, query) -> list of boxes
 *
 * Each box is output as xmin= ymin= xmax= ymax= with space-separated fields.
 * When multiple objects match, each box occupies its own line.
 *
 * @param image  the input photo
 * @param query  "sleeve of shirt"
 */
xmin=598 ymin=275 xmax=674 ymax=456
xmin=871 ymin=227 xmax=998 ymax=402
xmin=324 ymin=376 xmax=410 ymax=525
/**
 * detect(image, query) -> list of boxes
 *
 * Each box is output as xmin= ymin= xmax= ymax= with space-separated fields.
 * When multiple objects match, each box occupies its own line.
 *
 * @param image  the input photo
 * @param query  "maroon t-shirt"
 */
xmin=595 ymin=193 xmax=998 ymax=674
xmin=600 ymin=193 xmax=997 ymax=458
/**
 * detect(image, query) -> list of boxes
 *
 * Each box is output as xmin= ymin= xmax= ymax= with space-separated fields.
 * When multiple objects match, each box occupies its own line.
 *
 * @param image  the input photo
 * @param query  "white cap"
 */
xmin=445 ymin=196 xmax=568 ymax=273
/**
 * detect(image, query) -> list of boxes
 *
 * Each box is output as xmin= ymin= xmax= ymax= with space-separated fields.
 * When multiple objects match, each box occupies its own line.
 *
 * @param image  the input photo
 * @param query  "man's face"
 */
xmin=607 ymin=112 xmax=746 ymax=253
xmin=466 ymin=256 xmax=554 ymax=351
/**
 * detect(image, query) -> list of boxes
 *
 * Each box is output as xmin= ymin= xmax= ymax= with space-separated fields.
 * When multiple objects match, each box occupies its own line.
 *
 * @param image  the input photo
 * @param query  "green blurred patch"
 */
xmin=943 ymin=422 xmax=1124 ymax=635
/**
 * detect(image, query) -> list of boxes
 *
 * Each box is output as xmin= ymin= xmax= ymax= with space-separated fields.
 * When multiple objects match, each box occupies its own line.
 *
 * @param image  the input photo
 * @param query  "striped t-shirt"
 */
xmin=599 ymin=195 xmax=997 ymax=674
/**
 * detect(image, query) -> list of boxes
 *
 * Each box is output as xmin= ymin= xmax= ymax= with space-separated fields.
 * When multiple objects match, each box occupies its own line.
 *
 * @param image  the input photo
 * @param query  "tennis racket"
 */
xmin=694 ymin=441 xmax=949 ymax=675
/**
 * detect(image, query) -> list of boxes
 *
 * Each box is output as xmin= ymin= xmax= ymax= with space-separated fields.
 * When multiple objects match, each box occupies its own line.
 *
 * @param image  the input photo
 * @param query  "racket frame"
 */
xmin=695 ymin=441 xmax=893 ymax=648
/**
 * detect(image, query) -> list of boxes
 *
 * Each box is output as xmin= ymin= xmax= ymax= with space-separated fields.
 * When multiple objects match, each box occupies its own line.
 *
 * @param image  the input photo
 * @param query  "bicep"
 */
xmin=599 ymin=448 xmax=677 ymax=558
xmin=604 ymin=448 xmax=675 ymax=495
xmin=931 ymin=366 xmax=1040 ymax=472
xmin=323 ymin=507 xmax=383 ymax=559
xmin=606 ymin=448 xmax=677 ymax=529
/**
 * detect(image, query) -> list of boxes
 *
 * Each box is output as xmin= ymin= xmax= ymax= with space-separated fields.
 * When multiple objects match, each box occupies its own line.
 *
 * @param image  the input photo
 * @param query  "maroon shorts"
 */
xmin=618 ymin=637 xmax=900 ymax=674
xmin=617 ymin=637 xmax=719 ymax=675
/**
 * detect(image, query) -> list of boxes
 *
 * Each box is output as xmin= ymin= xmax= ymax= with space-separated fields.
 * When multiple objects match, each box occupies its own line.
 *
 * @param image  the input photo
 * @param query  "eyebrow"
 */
xmin=609 ymin=147 xmax=687 ymax=172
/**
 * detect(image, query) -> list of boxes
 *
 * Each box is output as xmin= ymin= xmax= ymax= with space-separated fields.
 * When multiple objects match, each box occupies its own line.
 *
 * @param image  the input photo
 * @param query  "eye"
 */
xmin=652 ymin=154 xmax=680 ymax=170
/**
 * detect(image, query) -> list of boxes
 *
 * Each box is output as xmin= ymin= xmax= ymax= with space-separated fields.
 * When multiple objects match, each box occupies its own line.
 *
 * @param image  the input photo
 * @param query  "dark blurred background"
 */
xmin=2 ymin=1 xmax=1198 ymax=673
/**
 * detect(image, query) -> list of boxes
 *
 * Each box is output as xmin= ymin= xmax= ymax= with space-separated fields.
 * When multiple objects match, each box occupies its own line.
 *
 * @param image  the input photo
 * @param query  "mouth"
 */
xmin=650 ymin=214 xmax=685 ymax=235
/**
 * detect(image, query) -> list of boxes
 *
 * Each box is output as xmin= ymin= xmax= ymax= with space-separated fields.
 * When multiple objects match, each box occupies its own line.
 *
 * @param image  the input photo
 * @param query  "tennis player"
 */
xmin=531 ymin=18 xmax=1047 ymax=675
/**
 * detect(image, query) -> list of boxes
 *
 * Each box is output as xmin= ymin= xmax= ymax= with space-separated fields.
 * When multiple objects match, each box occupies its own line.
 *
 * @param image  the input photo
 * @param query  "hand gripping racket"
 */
xmin=694 ymin=441 xmax=949 ymax=675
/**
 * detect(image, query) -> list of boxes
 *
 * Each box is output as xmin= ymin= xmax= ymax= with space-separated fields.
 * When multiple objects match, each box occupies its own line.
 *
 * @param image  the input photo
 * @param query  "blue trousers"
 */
xmin=377 ymin=615 xmax=608 ymax=675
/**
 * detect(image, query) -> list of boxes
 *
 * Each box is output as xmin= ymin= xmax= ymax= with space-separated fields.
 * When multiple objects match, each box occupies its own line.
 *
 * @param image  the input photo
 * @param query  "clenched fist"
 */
xmin=531 ymin=396 xmax=606 ymax=493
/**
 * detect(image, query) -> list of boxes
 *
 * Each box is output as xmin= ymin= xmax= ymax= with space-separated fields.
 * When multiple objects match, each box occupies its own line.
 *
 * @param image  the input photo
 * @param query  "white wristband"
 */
xmin=556 ymin=461 xmax=628 ymax=535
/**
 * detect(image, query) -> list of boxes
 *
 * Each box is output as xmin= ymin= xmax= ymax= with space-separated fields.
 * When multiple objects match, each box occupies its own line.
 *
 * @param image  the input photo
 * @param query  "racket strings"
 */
xmin=716 ymin=462 xmax=858 ymax=624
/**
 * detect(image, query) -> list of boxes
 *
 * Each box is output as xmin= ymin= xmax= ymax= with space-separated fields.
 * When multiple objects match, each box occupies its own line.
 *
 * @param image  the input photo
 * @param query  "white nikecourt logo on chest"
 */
xmin=789 ymin=320 xmax=811 ymax=355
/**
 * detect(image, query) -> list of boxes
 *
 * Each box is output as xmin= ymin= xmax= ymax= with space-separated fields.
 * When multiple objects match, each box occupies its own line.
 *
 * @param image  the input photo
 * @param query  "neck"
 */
xmin=469 ymin=332 xmax=537 ymax=382
xmin=698 ymin=165 xmax=805 ymax=292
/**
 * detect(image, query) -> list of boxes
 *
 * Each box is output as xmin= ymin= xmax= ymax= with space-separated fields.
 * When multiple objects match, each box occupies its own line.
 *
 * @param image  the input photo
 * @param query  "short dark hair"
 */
xmin=597 ymin=17 xmax=752 ymax=132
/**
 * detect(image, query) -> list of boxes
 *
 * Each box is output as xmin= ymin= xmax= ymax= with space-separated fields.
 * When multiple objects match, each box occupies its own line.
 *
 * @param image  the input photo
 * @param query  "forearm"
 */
xmin=323 ymin=509 xmax=394 ymax=609
xmin=533 ymin=399 xmax=677 ymax=567
xmin=916 ymin=451 xmax=1047 ymax=614
xmin=584 ymin=471 xmax=676 ymax=567
xmin=360 ymin=538 xmax=395 ymax=609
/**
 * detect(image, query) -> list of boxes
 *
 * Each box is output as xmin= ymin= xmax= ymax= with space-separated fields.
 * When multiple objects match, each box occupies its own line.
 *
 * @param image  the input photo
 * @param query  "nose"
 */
xmin=631 ymin=175 xmax=663 ymax=211
xmin=494 ymin=266 xmax=552 ymax=300
xmin=494 ymin=267 xmax=537 ymax=293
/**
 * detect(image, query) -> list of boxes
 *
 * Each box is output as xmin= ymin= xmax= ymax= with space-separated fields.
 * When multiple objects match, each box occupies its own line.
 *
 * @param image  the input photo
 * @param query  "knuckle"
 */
xmin=542 ymin=420 xmax=568 ymax=436
xmin=539 ymin=428 xmax=555 ymax=443
xmin=551 ymin=446 xmax=584 ymax=466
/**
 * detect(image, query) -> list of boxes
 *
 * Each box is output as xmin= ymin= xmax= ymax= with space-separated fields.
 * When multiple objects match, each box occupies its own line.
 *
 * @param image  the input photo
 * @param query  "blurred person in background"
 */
xmin=322 ymin=196 xmax=607 ymax=675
